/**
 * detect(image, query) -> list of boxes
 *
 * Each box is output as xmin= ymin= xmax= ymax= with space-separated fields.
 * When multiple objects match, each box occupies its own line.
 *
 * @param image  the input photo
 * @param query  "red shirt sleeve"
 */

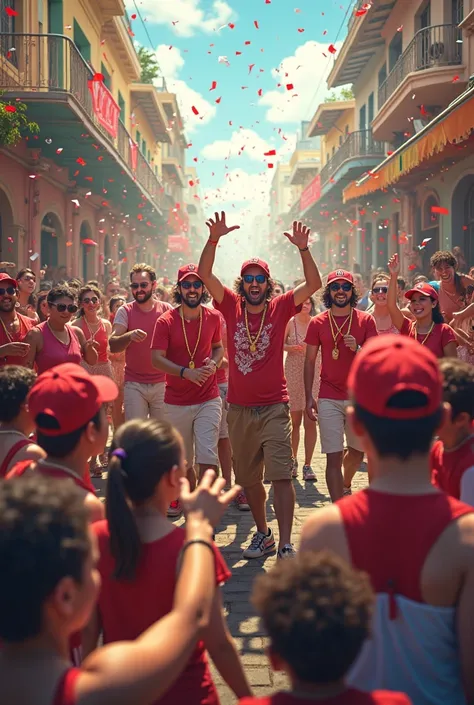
xmin=441 ymin=324 xmax=457 ymax=348
xmin=305 ymin=316 xmax=321 ymax=346
xmin=400 ymin=317 xmax=412 ymax=337
xmin=213 ymin=287 xmax=238 ymax=318
xmin=276 ymin=289 xmax=302 ymax=319
xmin=151 ymin=313 xmax=171 ymax=351
xmin=212 ymin=312 xmax=222 ymax=344
xmin=364 ymin=314 xmax=379 ymax=340
xmin=212 ymin=543 xmax=231 ymax=585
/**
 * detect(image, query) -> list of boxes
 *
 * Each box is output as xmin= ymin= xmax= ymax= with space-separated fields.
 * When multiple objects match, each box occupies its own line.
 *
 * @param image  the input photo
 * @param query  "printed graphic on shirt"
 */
xmin=234 ymin=321 xmax=271 ymax=375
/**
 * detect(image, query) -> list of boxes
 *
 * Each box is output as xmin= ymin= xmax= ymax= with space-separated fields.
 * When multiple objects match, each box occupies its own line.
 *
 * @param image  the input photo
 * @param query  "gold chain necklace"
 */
xmin=47 ymin=320 xmax=70 ymax=345
xmin=0 ymin=315 xmax=19 ymax=342
xmin=180 ymin=306 xmax=202 ymax=369
xmin=328 ymin=309 xmax=353 ymax=360
xmin=414 ymin=321 xmax=435 ymax=345
xmin=244 ymin=303 xmax=267 ymax=353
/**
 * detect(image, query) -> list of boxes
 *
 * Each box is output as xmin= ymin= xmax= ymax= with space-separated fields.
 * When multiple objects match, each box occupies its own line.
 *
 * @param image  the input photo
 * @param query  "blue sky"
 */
xmin=127 ymin=0 xmax=352 ymax=247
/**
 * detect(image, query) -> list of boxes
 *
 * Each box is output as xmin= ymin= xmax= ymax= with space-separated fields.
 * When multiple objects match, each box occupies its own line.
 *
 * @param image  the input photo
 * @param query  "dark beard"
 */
xmin=331 ymin=295 xmax=350 ymax=309
xmin=183 ymin=293 xmax=203 ymax=308
xmin=133 ymin=289 xmax=154 ymax=304
xmin=242 ymin=290 xmax=266 ymax=306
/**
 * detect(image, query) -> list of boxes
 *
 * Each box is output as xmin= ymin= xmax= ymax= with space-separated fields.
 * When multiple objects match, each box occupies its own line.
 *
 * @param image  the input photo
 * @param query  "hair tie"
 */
xmin=111 ymin=448 xmax=127 ymax=461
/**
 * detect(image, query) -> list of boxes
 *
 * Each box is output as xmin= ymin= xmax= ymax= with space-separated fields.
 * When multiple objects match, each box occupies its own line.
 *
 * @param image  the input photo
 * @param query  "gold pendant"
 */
xmin=332 ymin=347 xmax=339 ymax=360
xmin=189 ymin=360 xmax=195 ymax=369
xmin=250 ymin=343 xmax=256 ymax=353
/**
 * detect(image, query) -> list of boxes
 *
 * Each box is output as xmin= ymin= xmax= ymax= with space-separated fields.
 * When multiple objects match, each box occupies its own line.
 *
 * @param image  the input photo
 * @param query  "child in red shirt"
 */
xmin=240 ymin=552 xmax=411 ymax=705
xmin=0 ymin=470 xmax=241 ymax=705
xmin=431 ymin=358 xmax=474 ymax=503
xmin=84 ymin=418 xmax=251 ymax=704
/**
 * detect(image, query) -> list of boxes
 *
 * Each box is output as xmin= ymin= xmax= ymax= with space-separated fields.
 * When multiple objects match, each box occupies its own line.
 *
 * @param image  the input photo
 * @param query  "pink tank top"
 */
xmin=53 ymin=668 xmax=80 ymax=705
xmin=124 ymin=300 xmax=171 ymax=384
xmin=80 ymin=319 xmax=108 ymax=363
xmin=36 ymin=321 xmax=82 ymax=374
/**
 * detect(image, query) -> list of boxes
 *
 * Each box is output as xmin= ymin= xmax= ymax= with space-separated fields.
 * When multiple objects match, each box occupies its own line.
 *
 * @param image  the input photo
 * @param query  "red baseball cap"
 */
xmin=0 ymin=272 xmax=17 ymax=289
xmin=177 ymin=263 xmax=202 ymax=283
xmin=348 ymin=335 xmax=442 ymax=420
xmin=405 ymin=281 xmax=439 ymax=301
xmin=241 ymin=258 xmax=271 ymax=278
xmin=29 ymin=363 xmax=118 ymax=436
xmin=327 ymin=269 xmax=354 ymax=285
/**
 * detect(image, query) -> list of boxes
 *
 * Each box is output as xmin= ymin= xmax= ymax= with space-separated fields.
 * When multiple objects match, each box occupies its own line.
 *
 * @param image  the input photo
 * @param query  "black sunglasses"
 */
xmin=243 ymin=274 xmax=266 ymax=284
xmin=181 ymin=281 xmax=203 ymax=290
xmin=130 ymin=282 xmax=150 ymax=290
xmin=82 ymin=296 xmax=99 ymax=305
xmin=0 ymin=286 xmax=16 ymax=296
xmin=330 ymin=282 xmax=352 ymax=292
xmin=50 ymin=302 xmax=78 ymax=313
xmin=372 ymin=286 xmax=388 ymax=294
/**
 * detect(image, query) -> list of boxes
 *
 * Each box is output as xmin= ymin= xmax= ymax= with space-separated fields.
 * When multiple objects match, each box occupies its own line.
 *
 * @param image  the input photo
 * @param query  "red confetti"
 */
xmin=431 ymin=206 xmax=449 ymax=215
xmin=254 ymin=20 xmax=259 ymax=29
xmin=215 ymin=97 xmax=222 ymax=103
xmin=452 ymin=75 xmax=460 ymax=82
xmin=258 ymin=88 xmax=263 ymax=96
xmin=92 ymin=73 xmax=104 ymax=82
xmin=131 ymin=13 xmax=137 ymax=19
xmin=5 ymin=7 xmax=18 ymax=16
xmin=328 ymin=44 xmax=337 ymax=54
xmin=192 ymin=105 xmax=199 ymax=115
xmin=209 ymin=80 xmax=217 ymax=91
xmin=249 ymin=63 xmax=255 ymax=73
xmin=4 ymin=105 xmax=16 ymax=113
xmin=228 ymin=23 xmax=235 ymax=29
xmin=355 ymin=8 xmax=368 ymax=15
xmin=245 ymin=41 xmax=251 ymax=45
xmin=397 ymin=25 xmax=403 ymax=31
xmin=76 ymin=157 xmax=86 ymax=166
xmin=286 ymin=83 xmax=294 ymax=90
xmin=264 ymin=149 xmax=276 ymax=156
xmin=297 ymin=28 xmax=305 ymax=32
xmin=189 ymin=180 xmax=194 ymax=186
xmin=236 ymin=51 xmax=242 ymax=55
xmin=81 ymin=238 xmax=97 ymax=246
xmin=268 ymin=163 xmax=274 ymax=169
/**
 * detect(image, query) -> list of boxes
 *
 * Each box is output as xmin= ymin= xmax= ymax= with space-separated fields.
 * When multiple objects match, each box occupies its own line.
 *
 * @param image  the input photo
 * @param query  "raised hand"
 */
xmin=180 ymin=469 xmax=241 ymax=528
xmin=388 ymin=253 xmax=400 ymax=276
xmin=284 ymin=221 xmax=310 ymax=250
xmin=206 ymin=211 xmax=240 ymax=241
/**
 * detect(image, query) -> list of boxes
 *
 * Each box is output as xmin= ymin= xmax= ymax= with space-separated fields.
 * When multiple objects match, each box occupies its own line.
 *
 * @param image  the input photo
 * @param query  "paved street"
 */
xmin=94 ymin=440 xmax=368 ymax=703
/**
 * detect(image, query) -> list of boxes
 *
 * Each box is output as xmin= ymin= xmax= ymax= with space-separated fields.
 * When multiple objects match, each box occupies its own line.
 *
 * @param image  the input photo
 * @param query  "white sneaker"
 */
xmin=243 ymin=529 xmax=276 ymax=559
xmin=303 ymin=465 xmax=316 ymax=482
xmin=278 ymin=544 xmax=296 ymax=559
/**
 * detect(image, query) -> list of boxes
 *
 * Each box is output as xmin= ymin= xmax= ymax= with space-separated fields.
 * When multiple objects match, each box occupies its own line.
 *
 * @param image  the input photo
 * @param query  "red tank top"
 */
xmin=35 ymin=321 xmax=82 ymax=374
xmin=338 ymin=488 xmax=473 ymax=602
xmin=80 ymin=319 xmax=109 ymax=363
xmin=431 ymin=436 xmax=474 ymax=500
xmin=6 ymin=460 xmax=96 ymax=494
xmin=123 ymin=300 xmax=171 ymax=384
xmin=53 ymin=668 xmax=80 ymax=705
xmin=0 ymin=438 xmax=31 ymax=477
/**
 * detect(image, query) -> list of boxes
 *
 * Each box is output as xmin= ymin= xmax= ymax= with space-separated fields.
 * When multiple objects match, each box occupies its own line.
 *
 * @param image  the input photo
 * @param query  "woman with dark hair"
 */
xmin=430 ymin=250 xmax=474 ymax=322
xmin=388 ymin=254 xmax=457 ymax=358
xmin=36 ymin=291 xmax=49 ymax=323
xmin=85 ymin=418 xmax=251 ymax=704
xmin=24 ymin=285 xmax=99 ymax=372
xmin=284 ymin=296 xmax=319 ymax=481
xmin=16 ymin=267 xmax=39 ymax=322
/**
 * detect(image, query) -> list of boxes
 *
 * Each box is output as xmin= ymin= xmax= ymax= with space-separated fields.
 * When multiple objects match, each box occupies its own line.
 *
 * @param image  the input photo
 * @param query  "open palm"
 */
xmin=206 ymin=211 xmax=240 ymax=241
xmin=284 ymin=221 xmax=310 ymax=249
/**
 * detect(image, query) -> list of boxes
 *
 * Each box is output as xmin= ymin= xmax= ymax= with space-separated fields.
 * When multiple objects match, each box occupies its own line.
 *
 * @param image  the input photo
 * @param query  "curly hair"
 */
xmin=430 ymin=250 xmax=457 ymax=270
xmin=46 ymin=284 xmax=76 ymax=305
xmin=439 ymin=358 xmax=474 ymax=421
xmin=172 ymin=283 xmax=210 ymax=305
xmin=322 ymin=283 xmax=358 ymax=309
xmin=233 ymin=276 xmax=275 ymax=301
xmin=129 ymin=263 xmax=157 ymax=283
xmin=252 ymin=551 xmax=373 ymax=683
xmin=0 ymin=366 xmax=37 ymax=423
xmin=0 ymin=477 xmax=89 ymax=642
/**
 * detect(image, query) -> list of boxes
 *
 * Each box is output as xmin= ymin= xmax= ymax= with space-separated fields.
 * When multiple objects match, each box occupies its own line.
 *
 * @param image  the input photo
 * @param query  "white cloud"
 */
xmin=204 ymin=168 xmax=272 ymax=208
xmin=154 ymin=46 xmax=216 ymax=132
xmin=201 ymin=128 xmax=298 ymax=164
xmin=126 ymin=0 xmax=234 ymax=38
xmin=259 ymin=40 xmax=346 ymax=124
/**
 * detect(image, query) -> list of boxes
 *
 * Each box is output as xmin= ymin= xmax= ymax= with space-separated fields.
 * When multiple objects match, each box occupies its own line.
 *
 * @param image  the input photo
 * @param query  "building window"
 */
xmin=142 ymin=139 xmax=147 ymax=156
xmin=118 ymin=91 xmax=126 ymax=123
xmin=1 ymin=0 xmax=16 ymax=32
xmin=345 ymin=124 xmax=349 ymax=136
xmin=73 ymin=20 xmax=91 ymax=63
xmin=389 ymin=31 xmax=403 ymax=72
xmin=101 ymin=62 xmax=112 ymax=91
xmin=378 ymin=64 xmax=387 ymax=87
xmin=136 ymin=129 xmax=141 ymax=148
xmin=339 ymin=135 xmax=343 ymax=146
xmin=368 ymin=92 xmax=374 ymax=125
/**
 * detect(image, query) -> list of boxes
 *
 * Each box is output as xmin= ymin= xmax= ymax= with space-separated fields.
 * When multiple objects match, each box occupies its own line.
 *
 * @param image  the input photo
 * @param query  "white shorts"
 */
xmin=124 ymin=381 xmax=165 ymax=421
xmin=164 ymin=397 xmax=222 ymax=468
xmin=318 ymin=398 xmax=364 ymax=455
xmin=218 ymin=383 xmax=229 ymax=440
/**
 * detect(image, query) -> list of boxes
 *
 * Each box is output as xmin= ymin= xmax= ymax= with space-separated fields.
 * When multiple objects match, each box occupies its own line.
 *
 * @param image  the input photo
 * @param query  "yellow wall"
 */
xmin=322 ymin=109 xmax=355 ymax=164
xmin=289 ymin=148 xmax=320 ymax=170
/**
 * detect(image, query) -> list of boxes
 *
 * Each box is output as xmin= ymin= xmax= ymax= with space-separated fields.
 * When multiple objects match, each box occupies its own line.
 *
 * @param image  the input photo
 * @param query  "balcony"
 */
xmin=130 ymin=84 xmax=170 ymax=143
xmin=102 ymin=15 xmax=141 ymax=82
xmin=162 ymin=140 xmax=186 ymax=188
xmin=319 ymin=130 xmax=385 ymax=189
xmin=0 ymin=33 xmax=167 ymax=216
xmin=98 ymin=0 xmax=126 ymax=20
xmin=374 ymin=24 xmax=465 ymax=141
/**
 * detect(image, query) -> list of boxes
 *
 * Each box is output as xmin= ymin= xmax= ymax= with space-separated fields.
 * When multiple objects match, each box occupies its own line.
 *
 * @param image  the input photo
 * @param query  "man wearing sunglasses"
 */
xmin=304 ymin=270 xmax=378 ymax=502
xmin=110 ymin=264 xmax=172 ymax=422
xmin=0 ymin=273 xmax=35 ymax=367
xmin=198 ymin=212 xmax=322 ymax=560
xmin=152 ymin=264 xmax=224 ymax=516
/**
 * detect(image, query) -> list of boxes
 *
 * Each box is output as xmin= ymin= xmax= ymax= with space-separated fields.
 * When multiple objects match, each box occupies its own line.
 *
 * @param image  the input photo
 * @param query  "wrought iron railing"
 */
xmin=0 ymin=32 xmax=167 ymax=212
xmin=319 ymin=130 xmax=385 ymax=186
xmin=378 ymin=24 xmax=463 ymax=108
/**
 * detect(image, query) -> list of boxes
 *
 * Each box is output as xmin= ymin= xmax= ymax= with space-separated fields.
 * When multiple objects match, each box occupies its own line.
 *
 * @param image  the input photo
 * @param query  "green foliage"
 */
xmin=137 ymin=47 xmax=160 ymax=84
xmin=0 ymin=93 xmax=39 ymax=146
xmin=324 ymin=87 xmax=354 ymax=103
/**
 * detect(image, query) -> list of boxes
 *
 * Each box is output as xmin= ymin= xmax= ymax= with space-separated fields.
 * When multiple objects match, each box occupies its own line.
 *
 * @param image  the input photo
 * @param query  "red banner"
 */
xmin=300 ymin=175 xmax=321 ymax=212
xmin=88 ymin=79 xmax=120 ymax=139
xmin=168 ymin=235 xmax=191 ymax=254
xmin=129 ymin=138 xmax=138 ymax=171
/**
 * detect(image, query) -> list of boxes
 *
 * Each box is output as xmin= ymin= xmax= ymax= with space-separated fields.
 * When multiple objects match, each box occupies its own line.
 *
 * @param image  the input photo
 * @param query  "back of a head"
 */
xmin=252 ymin=551 xmax=373 ymax=684
xmin=439 ymin=358 xmax=474 ymax=422
xmin=0 ymin=366 xmax=37 ymax=423
xmin=106 ymin=419 xmax=183 ymax=581
xmin=0 ymin=476 xmax=89 ymax=642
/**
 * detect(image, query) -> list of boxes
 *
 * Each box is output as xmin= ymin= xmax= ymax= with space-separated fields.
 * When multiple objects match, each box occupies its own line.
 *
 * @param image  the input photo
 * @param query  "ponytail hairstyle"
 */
xmin=106 ymin=419 xmax=183 ymax=581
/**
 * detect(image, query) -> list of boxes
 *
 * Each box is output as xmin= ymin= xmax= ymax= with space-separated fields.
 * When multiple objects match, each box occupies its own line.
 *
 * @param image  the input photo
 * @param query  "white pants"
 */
xmin=165 ymin=397 xmax=222 ymax=468
xmin=318 ymin=398 xmax=364 ymax=454
xmin=124 ymin=381 xmax=165 ymax=421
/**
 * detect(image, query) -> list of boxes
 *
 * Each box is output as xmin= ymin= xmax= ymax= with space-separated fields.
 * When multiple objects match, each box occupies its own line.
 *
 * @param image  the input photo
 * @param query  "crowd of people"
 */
xmin=0 ymin=212 xmax=474 ymax=704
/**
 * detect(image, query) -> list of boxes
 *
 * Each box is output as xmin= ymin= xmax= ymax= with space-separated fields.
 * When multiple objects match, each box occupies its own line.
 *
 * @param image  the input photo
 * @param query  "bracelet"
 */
xmin=180 ymin=366 xmax=186 ymax=378
xmin=299 ymin=246 xmax=309 ymax=252
xmin=181 ymin=538 xmax=215 ymax=556
xmin=208 ymin=239 xmax=219 ymax=246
